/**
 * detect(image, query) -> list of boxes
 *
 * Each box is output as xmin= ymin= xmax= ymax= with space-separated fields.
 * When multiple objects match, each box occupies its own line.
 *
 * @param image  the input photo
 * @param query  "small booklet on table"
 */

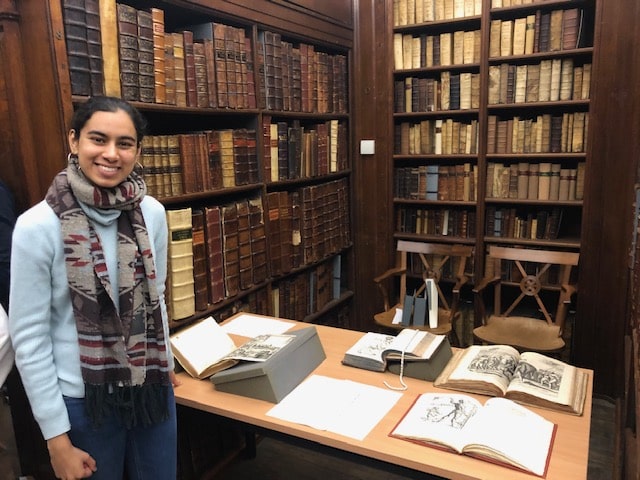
xmin=390 ymin=393 xmax=556 ymax=477
xmin=434 ymin=344 xmax=588 ymax=415
xmin=341 ymin=329 xmax=446 ymax=372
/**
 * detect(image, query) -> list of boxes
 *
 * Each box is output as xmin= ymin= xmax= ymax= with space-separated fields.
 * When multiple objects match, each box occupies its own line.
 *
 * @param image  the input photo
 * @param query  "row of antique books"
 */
xmin=394 ymin=72 xmax=481 ymax=113
xmin=488 ymin=60 xmax=591 ymax=105
xmin=262 ymin=118 xmax=349 ymax=182
xmin=139 ymin=129 xmax=259 ymax=199
xmin=61 ymin=1 xmax=348 ymax=113
xmin=271 ymin=256 xmax=342 ymax=322
xmin=487 ymin=112 xmax=587 ymax=155
xmin=393 ymin=28 xmax=481 ymax=70
xmin=165 ymin=181 xmax=350 ymax=322
xmin=397 ymin=206 xmax=477 ymax=238
xmin=489 ymin=8 xmax=585 ymax=58
xmin=485 ymin=206 xmax=564 ymax=241
xmin=395 ymin=164 xmax=478 ymax=202
xmin=393 ymin=0 xmax=483 ymax=26
xmin=486 ymin=162 xmax=585 ymax=201
xmin=395 ymin=119 xmax=480 ymax=155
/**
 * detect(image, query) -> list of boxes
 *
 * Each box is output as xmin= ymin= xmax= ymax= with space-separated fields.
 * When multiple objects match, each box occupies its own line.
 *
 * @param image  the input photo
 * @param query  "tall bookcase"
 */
xmin=30 ymin=0 xmax=354 ymax=331
xmin=0 ymin=1 xmax=353 ymax=477
xmin=390 ymin=0 xmax=594 ymax=288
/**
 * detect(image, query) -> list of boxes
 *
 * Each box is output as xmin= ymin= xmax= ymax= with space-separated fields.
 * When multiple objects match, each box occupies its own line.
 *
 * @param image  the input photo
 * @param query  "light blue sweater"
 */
xmin=8 ymin=195 xmax=173 ymax=440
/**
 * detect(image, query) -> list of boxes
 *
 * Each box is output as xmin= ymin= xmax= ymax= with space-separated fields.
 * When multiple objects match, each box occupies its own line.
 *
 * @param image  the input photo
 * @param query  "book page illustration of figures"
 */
xmin=467 ymin=347 xmax=518 ymax=380
xmin=354 ymin=333 xmax=394 ymax=359
xmin=420 ymin=395 xmax=478 ymax=429
xmin=512 ymin=356 xmax=564 ymax=395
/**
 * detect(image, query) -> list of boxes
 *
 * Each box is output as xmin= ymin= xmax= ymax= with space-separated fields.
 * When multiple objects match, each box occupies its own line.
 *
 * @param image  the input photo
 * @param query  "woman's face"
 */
xmin=68 ymin=109 xmax=141 ymax=188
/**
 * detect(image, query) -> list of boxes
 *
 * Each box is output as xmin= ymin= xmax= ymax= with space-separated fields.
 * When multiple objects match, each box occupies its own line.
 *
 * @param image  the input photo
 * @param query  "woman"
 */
xmin=9 ymin=96 xmax=178 ymax=479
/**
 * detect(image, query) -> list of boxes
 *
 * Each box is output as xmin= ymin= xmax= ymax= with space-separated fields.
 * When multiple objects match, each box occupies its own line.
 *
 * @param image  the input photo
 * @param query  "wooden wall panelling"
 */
xmin=186 ymin=0 xmax=352 ymax=48
xmin=0 ymin=0 xmax=47 ymax=212
xmin=350 ymin=0 xmax=395 ymax=332
xmin=574 ymin=0 xmax=640 ymax=398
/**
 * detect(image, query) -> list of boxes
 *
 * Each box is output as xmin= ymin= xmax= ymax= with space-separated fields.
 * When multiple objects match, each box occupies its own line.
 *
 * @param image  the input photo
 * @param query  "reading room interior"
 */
xmin=0 ymin=0 xmax=638 ymax=479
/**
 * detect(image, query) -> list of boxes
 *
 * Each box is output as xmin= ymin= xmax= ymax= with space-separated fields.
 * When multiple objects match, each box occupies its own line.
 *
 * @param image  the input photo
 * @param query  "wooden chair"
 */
xmin=373 ymin=240 xmax=474 ymax=344
xmin=473 ymin=245 xmax=579 ymax=353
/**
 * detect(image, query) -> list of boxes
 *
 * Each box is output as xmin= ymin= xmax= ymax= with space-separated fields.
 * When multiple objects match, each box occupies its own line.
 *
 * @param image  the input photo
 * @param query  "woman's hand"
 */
xmin=47 ymin=433 xmax=97 ymax=479
xmin=170 ymin=370 xmax=182 ymax=387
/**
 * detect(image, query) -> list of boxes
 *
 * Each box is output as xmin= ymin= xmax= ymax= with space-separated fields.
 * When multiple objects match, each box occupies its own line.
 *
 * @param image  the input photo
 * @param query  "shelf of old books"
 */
xmin=59 ymin=0 xmax=354 ymax=328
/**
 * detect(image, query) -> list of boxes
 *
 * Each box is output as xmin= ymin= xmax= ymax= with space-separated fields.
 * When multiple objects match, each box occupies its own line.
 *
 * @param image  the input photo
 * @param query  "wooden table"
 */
xmin=174 ymin=321 xmax=593 ymax=480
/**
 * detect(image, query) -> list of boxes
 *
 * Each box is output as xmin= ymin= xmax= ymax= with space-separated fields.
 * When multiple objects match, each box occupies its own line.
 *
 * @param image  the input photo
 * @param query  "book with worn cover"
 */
xmin=342 ymin=329 xmax=446 ymax=373
xmin=390 ymin=393 xmax=556 ymax=477
xmin=166 ymin=208 xmax=195 ymax=323
xmin=434 ymin=344 xmax=588 ymax=415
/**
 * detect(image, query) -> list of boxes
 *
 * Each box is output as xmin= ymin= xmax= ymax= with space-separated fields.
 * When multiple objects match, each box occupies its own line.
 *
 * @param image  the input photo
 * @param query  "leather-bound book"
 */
xmin=291 ymin=44 xmax=302 ymax=112
xmin=213 ymin=23 xmax=229 ymax=108
xmin=182 ymin=30 xmax=197 ymax=107
xmin=224 ymin=24 xmax=238 ymax=109
xmin=203 ymin=38 xmax=218 ymax=108
xmin=85 ymin=0 xmax=104 ymax=96
xmin=136 ymin=9 xmax=155 ymax=103
xmin=117 ymin=3 xmax=139 ymax=101
xmin=163 ymin=32 xmax=176 ymax=105
xmin=205 ymin=130 xmax=223 ymax=189
xmin=244 ymin=35 xmax=257 ymax=109
xmin=262 ymin=115 xmax=272 ymax=182
xmin=246 ymin=129 xmax=259 ymax=184
xmin=193 ymin=41 xmax=209 ymax=108
xmin=99 ymin=0 xmax=120 ymax=96
xmin=63 ymin=0 xmax=102 ymax=96
xmin=266 ymin=191 xmax=283 ymax=276
xmin=167 ymin=134 xmax=184 ymax=196
xmin=172 ymin=32 xmax=187 ymax=107
xmin=140 ymin=136 xmax=157 ymax=197
xmin=248 ymin=197 xmax=268 ymax=284
xmin=204 ymin=206 xmax=225 ymax=305
xmin=219 ymin=129 xmax=235 ymax=188
xmin=232 ymin=128 xmax=250 ymax=186
xmin=178 ymin=134 xmax=197 ymax=194
xmin=235 ymin=199 xmax=253 ymax=291
xmin=159 ymin=135 xmax=172 ymax=197
xmin=166 ymin=208 xmax=195 ymax=324
xmin=277 ymin=122 xmax=289 ymax=180
xmin=221 ymin=202 xmax=240 ymax=297
xmin=150 ymin=8 xmax=165 ymax=104
xmin=549 ymin=9 xmax=563 ymax=52
xmin=278 ymin=191 xmax=293 ymax=274
xmin=191 ymin=209 xmax=209 ymax=311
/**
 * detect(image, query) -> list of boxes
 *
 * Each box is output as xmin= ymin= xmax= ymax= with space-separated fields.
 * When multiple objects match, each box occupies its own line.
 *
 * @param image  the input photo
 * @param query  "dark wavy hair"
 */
xmin=69 ymin=96 xmax=148 ymax=145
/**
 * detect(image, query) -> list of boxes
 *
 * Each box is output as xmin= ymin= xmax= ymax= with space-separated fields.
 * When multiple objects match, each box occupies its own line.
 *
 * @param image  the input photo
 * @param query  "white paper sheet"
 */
xmin=221 ymin=313 xmax=296 ymax=337
xmin=267 ymin=375 xmax=403 ymax=440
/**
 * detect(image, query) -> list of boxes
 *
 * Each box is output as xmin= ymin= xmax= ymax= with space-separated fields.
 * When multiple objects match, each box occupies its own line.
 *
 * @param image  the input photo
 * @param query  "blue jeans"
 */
xmin=64 ymin=387 xmax=177 ymax=480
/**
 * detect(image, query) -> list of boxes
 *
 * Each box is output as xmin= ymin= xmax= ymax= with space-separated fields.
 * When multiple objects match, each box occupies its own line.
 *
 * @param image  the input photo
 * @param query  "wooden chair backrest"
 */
xmin=397 ymin=240 xmax=474 ymax=311
xmin=486 ymin=245 xmax=579 ymax=329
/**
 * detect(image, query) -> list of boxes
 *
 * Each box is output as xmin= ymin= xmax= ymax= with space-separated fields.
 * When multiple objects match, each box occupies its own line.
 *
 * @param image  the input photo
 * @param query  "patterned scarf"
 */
xmin=46 ymin=156 xmax=170 ymax=428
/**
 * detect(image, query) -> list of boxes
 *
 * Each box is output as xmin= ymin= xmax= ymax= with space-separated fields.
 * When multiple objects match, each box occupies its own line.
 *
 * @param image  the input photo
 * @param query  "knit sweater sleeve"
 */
xmin=8 ymin=202 xmax=74 ymax=440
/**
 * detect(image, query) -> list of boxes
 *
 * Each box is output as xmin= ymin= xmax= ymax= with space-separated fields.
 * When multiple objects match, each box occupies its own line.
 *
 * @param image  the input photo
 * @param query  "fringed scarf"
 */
xmin=46 ymin=156 xmax=170 ymax=428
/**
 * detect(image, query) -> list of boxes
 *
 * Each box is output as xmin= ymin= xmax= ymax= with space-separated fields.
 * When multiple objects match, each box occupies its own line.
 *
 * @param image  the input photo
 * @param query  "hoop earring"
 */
xmin=67 ymin=152 xmax=78 ymax=163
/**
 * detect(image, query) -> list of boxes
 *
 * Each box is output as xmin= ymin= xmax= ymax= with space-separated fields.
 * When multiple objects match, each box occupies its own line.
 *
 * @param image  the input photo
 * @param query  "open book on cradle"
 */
xmin=170 ymin=316 xmax=299 ymax=379
xmin=341 ymin=329 xmax=452 ymax=380
xmin=434 ymin=344 xmax=588 ymax=416
xmin=391 ymin=393 xmax=556 ymax=477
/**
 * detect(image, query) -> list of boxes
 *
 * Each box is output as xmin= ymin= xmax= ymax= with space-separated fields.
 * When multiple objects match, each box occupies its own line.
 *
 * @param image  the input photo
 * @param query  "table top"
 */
xmin=174 ymin=319 xmax=593 ymax=480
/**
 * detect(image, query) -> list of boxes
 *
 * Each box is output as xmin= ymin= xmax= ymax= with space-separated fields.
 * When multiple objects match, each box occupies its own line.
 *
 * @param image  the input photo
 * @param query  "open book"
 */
xmin=170 ymin=316 xmax=297 ymax=379
xmin=391 ymin=393 xmax=556 ymax=477
xmin=170 ymin=316 xmax=239 ymax=379
xmin=341 ymin=329 xmax=445 ymax=372
xmin=434 ymin=345 xmax=588 ymax=415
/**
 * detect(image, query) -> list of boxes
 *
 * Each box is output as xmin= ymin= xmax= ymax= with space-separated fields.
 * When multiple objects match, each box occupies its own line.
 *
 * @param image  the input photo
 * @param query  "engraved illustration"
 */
xmin=467 ymin=347 xmax=518 ymax=379
xmin=513 ymin=359 xmax=563 ymax=393
xmin=420 ymin=396 xmax=478 ymax=429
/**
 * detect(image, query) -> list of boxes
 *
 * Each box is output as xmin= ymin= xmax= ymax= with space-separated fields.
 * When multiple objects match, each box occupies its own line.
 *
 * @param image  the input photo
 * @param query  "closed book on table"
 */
xmin=210 ymin=325 xmax=326 ymax=403
xmin=388 ymin=336 xmax=453 ymax=381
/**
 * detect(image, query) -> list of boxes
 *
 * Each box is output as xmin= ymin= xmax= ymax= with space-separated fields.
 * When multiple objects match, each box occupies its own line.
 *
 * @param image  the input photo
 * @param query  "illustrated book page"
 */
xmin=434 ymin=345 xmax=587 ymax=415
xmin=342 ymin=329 xmax=445 ymax=372
xmin=390 ymin=393 xmax=556 ymax=477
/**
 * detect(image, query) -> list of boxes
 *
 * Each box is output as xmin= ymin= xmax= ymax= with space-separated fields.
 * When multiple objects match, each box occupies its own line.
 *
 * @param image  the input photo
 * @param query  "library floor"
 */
xmin=0 ymin=392 xmax=617 ymax=480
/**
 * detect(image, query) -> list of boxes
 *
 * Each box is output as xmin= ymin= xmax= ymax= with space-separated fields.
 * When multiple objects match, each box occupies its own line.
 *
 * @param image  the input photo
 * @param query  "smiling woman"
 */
xmin=8 ymin=96 xmax=179 ymax=480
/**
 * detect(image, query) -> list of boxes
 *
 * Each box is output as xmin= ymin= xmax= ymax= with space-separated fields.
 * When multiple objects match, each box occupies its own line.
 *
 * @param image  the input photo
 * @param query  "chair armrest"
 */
xmin=560 ymin=283 xmax=577 ymax=301
xmin=373 ymin=267 xmax=406 ymax=284
xmin=452 ymin=273 xmax=470 ymax=294
xmin=472 ymin=275 xmax=501 ymax=294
